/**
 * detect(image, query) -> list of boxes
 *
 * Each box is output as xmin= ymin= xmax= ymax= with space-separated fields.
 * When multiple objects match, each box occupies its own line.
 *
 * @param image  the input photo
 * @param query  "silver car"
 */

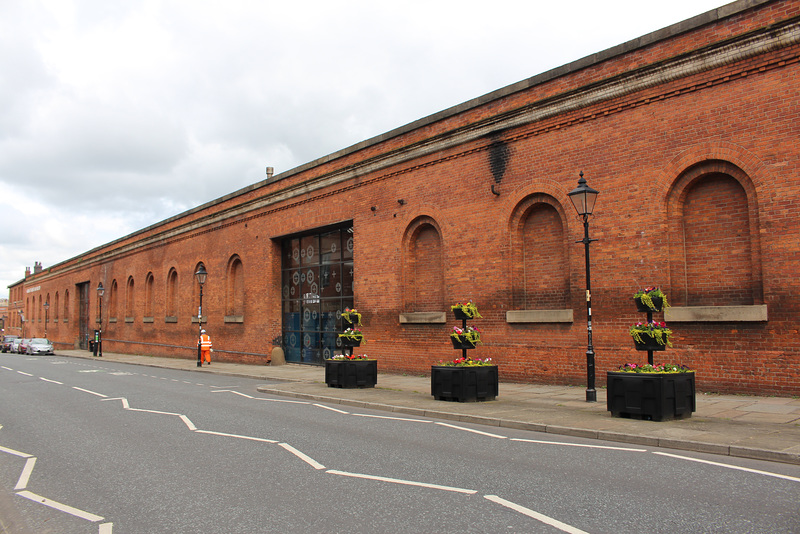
xmin=26 ymin=338 xmax=54 ymax=355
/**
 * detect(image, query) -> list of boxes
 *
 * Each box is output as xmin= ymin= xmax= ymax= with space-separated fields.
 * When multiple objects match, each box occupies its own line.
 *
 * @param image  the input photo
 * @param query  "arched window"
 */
xmin=54 ymin=292 xmax=59 ymax=320
xmin=144 ymin=272 xmax=155 ymax=319
xmin=226 ymin=255 xmax=245 ymax=318
xmin=166 ymin=268 xmax=178 ymax=319
xmin=63 ymin=289 xmax=70 ymax=322
xmin=125 ymin=276 xmax=135 ymax=321
xmin=667 ymin=161 xmax=762 ymax=307
xmin=403 ymin=217 xmax=444 ymax=312
xmin=109 ymin=280 xmax=118 ymax=321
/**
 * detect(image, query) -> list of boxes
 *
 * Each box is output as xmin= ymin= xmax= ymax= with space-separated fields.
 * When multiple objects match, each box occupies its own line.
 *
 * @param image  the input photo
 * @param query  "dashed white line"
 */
xmin=16 ymin=490 xmax=105 ymax=522
xmin=512 ymin=438 xmax=648 ymax=452
xmin=279 ymin=442 xmax=326 ymax=470
xmin=328 ymin=470 xmax=477 ymax=494
xmin=1 ymin=366 xmax=13 ymax=371
xmin=485 ymin=495 xmax=588 ymax=533
xmin=39 ymin=377 xmax=64 ymax=384
xmin=653 ymin=452 xmax=800 ymax=482
xmin=195 ymin=430 xmax=279 ymax=444
xmin=16 ymin=371 xmax=33 ymax=376
xmin=313 ymin=403 xmax=349 ymax=414
xmin=72 ymin=387 xmax=107 ymax=398
xmin=435 ymin=422 xmax=507 ymax=439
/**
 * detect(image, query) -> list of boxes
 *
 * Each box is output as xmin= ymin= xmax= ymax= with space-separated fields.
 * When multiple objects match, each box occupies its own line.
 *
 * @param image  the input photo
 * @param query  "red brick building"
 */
xmin=9 ymin=0 xmax=800 ymax=396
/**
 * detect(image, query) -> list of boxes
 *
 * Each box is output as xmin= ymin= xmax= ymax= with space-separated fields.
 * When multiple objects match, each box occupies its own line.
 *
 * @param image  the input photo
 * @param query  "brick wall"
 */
xmin=11 ymin=0 xmax=800 ymax=395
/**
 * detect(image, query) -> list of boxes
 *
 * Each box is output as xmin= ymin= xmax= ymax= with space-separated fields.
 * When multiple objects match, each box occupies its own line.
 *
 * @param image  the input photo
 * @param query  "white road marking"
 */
xmin=195 ymin=430 xmax=278 ymax=444
xmin=279 ymin=442 xmax=326 ymax=470
xmin=179 ymin=415 xmax=197 ymax=431
xmin=435 ymin=422 xmax=506 ymax=439
xmin=78 ymin=370 xmax=104 ymax=373
xmin=99 ymin=522 xmax=114 ymax=533
xmin=353 ymin=414 xmax=433 ymax=423
xmin=72 ymin=387 xmax=107 ymax=398
xmin=653 ymin=452 xmax=800 ymax=482
xmin=512 ymin=438 xmax=648 ymax=452
xmin=1 ymin=366 xmax=13 ymax=370
xmin=0 ymin=445 xmax=32 ymax=458
xmin=211 ymin=390 xmax=254 ymax=399
xmin=485 ymin=495 xmax=589 ymax=534
xmin=16 ymin=371 xmax=33 ymax=376
xmin=328 ymin=470 xmax=477 ymax=494
xmin=14 ymin=457 xmax=36 ymax=490
xmin=102 ymin=397 xmax=130 ymax=409
xmin=16 ymin=490 xmax=105 ymax=522
xmin=313 ymin=403 xmax=349 ymax=414
xmin=254 ymin=397 xmax=310 ymax=405
xmin=39 ymin=377 xmax=63 ymax=384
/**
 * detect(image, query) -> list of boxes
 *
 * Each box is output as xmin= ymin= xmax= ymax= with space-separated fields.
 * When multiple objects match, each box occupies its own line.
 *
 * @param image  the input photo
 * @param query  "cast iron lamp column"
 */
xmin=567 ymin=171 xmax=600 ymax=402
xmin=43 ymin=301 xmax=49 ymax=338
xmin=195 ymin=265 xmax=207 ymax=367
xmin=96 ymin=282 xmax=104 ymax=357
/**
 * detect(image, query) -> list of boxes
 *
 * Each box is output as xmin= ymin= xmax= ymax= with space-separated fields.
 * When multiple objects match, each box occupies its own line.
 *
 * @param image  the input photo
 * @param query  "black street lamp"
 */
xmin=195 ymin=265 xmax=207 ymax=367
xmin=568 ymin=171 xmax=600 ymax=403
xmin=18 ymin=310 xmax=25 ymax=339
xmin=43 ymin=300 xmax=49 ymax=338
xmin=96 ymin=282 xmax=104 ymax=357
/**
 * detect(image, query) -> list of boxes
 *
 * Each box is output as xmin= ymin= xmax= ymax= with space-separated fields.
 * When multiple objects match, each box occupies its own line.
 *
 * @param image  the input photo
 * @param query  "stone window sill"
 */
xmin=506 ymin=310 xmax=573 ymax=323
xmin=224 ymin=315 xmax=244 ymax=324
xmin=399 ymin=312 xmax=447 ymax=324
xmin=665 ymin=305 xmax=767 ymax=322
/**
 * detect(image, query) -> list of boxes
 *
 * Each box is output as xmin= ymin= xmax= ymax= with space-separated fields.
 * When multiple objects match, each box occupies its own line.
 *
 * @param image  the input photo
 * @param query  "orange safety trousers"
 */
xmin=200 ymin=334 xmax=212 ymax=364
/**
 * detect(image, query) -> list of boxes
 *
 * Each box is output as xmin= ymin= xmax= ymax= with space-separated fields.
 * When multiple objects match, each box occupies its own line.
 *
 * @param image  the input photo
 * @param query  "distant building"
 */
xmin=9 ymin=0 xmax=800 ymax=396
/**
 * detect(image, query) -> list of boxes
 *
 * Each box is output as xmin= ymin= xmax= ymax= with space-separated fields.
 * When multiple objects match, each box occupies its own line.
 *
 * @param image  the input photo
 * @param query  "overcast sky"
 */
xmin=1 ymin=0 xmax=730 ymax=296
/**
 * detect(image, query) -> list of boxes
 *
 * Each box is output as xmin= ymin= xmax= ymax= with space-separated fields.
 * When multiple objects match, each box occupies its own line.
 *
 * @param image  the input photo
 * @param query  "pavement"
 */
xmin=46 ymin=349 xmax=800 ymax=466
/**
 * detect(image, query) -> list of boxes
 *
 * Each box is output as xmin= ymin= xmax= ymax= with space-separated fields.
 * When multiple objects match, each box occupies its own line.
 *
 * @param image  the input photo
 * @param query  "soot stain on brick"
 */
xmin=488 ymin=137 xmax=511 ymax=185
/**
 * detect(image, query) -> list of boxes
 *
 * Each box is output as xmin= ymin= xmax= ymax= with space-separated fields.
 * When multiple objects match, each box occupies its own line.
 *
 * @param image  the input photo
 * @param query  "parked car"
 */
xmin=2 ymin=335 xmax=18 ymax=353
xmin=26 ymin=338 xmax=54 ymax=355
xmin=16 ymin=338 xmax=30 ymax=354
xmin=11 ymin=338 xmax=24 ymax=353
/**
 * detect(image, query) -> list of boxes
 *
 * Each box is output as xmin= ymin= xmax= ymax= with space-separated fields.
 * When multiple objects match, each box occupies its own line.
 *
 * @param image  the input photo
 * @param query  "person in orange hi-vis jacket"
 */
xmin=199 ymin=329 xmax=212 ymax=365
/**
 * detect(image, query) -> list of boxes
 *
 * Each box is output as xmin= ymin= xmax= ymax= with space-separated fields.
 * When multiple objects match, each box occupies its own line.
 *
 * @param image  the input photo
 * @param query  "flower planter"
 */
xmin=607 ymin=371 xmax=695 ymax=421
xmin=635 ymin=295 xmax=664 ymax=313
xmin=453 ymin=308 xmax=473 ymax=321
xmin=632 ymin=333 xmax=669 ymax=351
xmin=325 ymin=359 xmax=377 ymax=388
xmin=431 ymin=365 xmax=498 ymax=402
xmin=339 ymin=337 xmax=362 ymax=348
xmin=450 ymin=335 xmax=477 ymax=350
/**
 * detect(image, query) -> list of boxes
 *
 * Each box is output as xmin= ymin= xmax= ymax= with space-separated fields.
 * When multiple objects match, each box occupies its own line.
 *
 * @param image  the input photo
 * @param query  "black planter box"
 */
xmin=339 ymin=336 xmax=362 ymax=348
xmin=607 ymin=371 xmax=695 ymax=421
xmin=450 ymin=335 xmax=477 ymax=350
xmin=452 ymin=308 xmax=475 ymax=320
xmin=632 ymin=333 xmax=668 ymax=351
xmin=634 ymin=295 xmax=663 ymax=313
xmin=325 ymin=360 xmax=377 ymax=388
xmin=431 ymin=365 xmax=498 ymax=402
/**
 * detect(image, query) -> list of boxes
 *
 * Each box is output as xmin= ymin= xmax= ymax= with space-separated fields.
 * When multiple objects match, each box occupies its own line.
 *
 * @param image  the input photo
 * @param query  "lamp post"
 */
xmin=96 ymin=282 xmax=104 ymax=357
xmin=43 ymin=301 xmax=49 ymax=338
xmin=567 ymin=171 xmax=600 ymax=403
xmin=195 ymin=265 xmax=207 ymax=367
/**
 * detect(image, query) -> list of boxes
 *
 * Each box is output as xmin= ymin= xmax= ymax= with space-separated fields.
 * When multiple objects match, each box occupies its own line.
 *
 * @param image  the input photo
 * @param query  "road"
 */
xmin=1 ymin=353 xmax=799 ymax=533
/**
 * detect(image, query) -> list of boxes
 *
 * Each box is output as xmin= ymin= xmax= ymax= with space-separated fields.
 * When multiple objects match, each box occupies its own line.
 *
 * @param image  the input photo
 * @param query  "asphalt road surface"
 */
xmin=1 ymin=353 xmax=799 ymax=533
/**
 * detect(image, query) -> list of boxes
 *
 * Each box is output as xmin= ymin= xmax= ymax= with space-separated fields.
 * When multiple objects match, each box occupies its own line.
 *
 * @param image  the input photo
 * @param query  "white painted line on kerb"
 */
xmin=0 ymin=445 xmax=33 ymax=458
xmin=39 ymin=377 xmax=63 ymax=384
xmin=435 ymin=422 xmax=507 ymax=439
xmin=313 ymin=403 xmax=349 ymax=414
xmin=16 ymin=490 xmax=104 ymax=522
xmin=485 ymin=495 xmax=589 ymax=534
xmin=352 ymin=414 xmax=434 ymax=423
xmin=99 ymin=522 xmax=114 ymax=534
xmin=14 ymin=457 xmax=36 ymax=490
xmin=511 ymin=438 xmax=648 ymax=452
xmin=279 ymin=442 xmax=326 ymax=470
xmin=16 ymin=371 xmax=33 ymax=377
xmin=328 ymin=470 xmax=477 ymax=494
xmin=195 ymin=430 xmax=279 ymax=444
xmin=653 ymin=452 xmax=800 ymax=482
xmin=72 ymin=387 xmax=107 ymax=398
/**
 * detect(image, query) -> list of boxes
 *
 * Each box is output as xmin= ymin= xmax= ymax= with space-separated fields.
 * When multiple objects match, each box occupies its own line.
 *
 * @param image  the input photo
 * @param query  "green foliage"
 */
xmin=616 ymin=363 xmax=693 ymax=373
xmin=451 ymin=301 xmax=482 ymax=318
xmin=633 ymin=287 xmax=670 ymax=311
